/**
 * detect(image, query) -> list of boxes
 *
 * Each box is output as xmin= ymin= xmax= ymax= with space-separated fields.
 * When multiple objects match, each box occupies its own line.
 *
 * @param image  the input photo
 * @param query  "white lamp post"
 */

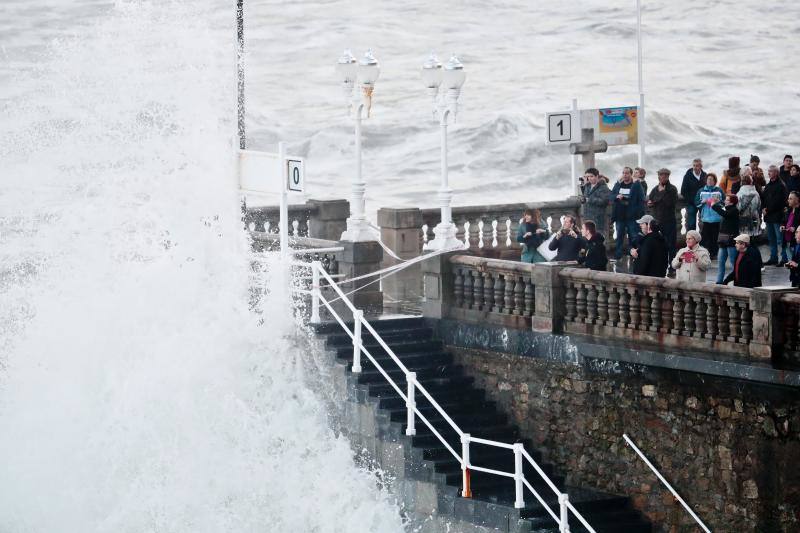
xmin=337 ymin=49 xmax=381 ymax=242
xmin=423 ymin=52 xmax=466 ymax=251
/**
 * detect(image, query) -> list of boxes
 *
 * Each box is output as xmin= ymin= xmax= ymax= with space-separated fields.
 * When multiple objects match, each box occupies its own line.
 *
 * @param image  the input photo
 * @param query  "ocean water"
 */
xmin=0 ymin=0 xmax=797 ymax=531
xmin=0 ymin=2 xmax=403 ymax=532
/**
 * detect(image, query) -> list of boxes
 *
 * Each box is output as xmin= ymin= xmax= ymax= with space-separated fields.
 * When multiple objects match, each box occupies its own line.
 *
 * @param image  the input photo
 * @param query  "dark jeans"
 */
xmin=765 ymin=222 xmax=788 ymax=262
xmin=614 ymin=219 xmax=639 ymax=260
xmin=662 ymin=220 xmax=677 ymax=267
xmin=701 ymin=221 xmax=720 ymax=258
xmin=685 ymin=204 xmax=699 ymax=232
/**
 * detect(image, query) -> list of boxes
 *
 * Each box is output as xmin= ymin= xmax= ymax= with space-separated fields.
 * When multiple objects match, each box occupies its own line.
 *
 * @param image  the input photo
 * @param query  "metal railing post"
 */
xmin=405 ymin=372 xmax=417 ymax=436
xmin=461 ymin=433 xmax=472 ymax=498
xmin=559 ymin=493 xmax=570 ymax=533
xmin=513 ymin=443 xmax=524 ymax=509
xmin=310 ymin=261 xmax=321 ymax=323
xmin=352 ymin=310 xmax=363 ymax=373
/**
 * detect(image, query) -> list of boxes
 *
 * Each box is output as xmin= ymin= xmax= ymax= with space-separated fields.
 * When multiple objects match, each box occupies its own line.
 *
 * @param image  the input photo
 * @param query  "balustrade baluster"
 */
xmin=660 ymin=291 xmax=674 ymax=333
xmin=463 ymin=269 xmax=475 ymax=309
xmin=472 ymin=271 xmax=485 ymax=310
xmin=639 ymin=291 xmax=650 ymax=331
xmin=504 ymin=275 xmax=514 ymax=315
xmin=586 ymin=285 xmax=598 ymax=325
xmin=741 ymin=303 xmax=753 ymax=343
xmin=455 ymin=219 xmax=466 ymax=246
xmin=453 ymin=268 xmax=465 ymax=307
xmin=565 ymin=283 xmax=577 ymax=322
xmin=705 ymin=297 xmax=718 ymax=340
xmin=619 ymin=288 xmax=630 ymax=327
xmin=729 ymin=301 xmax=742 ymax=342
xmin=468 ymin=220 xmax=481 ymax=249
xmin=483 ymin=220 xmax=495 ymax=248
xmin=607 ymin=286 xmax=620 ymax=326
xmin=682 ymin=295 xmax=695 ymax=336
xmin=483 ymin=273 xmax=495 ymax=312
xmin=629 ymin=289 xmax=640 ymax=329
xmin=693 ymin=296 xmax=707 ymax=338
xmin=597 ymin=285 xmax=609 ymax=325
xmin=671 ymin=295 xmax=684 ymax=334
xmin=576 ymin=284 xmax=588 ymax=321
xmin=717 ymin=301 xmax=730 ymax=340
xmin=497 ymin=219 xmax=509 ymax=249
xmin=493 ymin=275 xmax=505 ymax=313
xmin=524 ymin=278 xmax=535 ymax=316
xmin=513 ymin=277 xmax=524 ymax=316
xmin=649 ymin=291 xmax=661 ymax=332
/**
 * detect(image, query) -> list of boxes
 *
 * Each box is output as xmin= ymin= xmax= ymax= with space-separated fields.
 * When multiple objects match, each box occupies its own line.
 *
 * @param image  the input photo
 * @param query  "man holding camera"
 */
xmin=548 ymin=215 xmax=586 ymax=261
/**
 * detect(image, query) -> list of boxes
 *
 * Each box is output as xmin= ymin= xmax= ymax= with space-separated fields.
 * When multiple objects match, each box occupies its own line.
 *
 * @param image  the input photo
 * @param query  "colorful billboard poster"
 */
xmin=580 ymin=106 xmax=639 ymax=146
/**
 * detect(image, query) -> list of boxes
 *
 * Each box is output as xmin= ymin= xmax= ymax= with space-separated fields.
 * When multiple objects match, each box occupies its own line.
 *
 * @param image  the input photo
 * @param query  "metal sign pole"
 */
xmin=236 ymin=0 xmax=246 ymax=150
xmin=571 ymin=97 xmax=579 ymax=196
xmin=279 ymin=141 xmax=289 ymax=260
xmin=636 ymin=0 xmax=645 ymax=169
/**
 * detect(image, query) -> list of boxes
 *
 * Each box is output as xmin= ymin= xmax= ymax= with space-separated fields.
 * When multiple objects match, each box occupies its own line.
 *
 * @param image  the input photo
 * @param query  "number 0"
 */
xmin=293 ymin=167 xmax=300 ymax=184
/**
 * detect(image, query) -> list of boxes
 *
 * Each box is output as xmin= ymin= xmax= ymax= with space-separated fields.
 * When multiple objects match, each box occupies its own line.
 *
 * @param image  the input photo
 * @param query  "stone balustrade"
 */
xmin=447 ymin=255 xmax=536 ymax=329
xmin=422 ymin=253 xmax=800 ymax=363
xmin=419 ymin=199 xmax=582 ymax=257
xmin=251 ymin=233 xmax=341 ymax=276
xmin=559 ymin=267 xmax=753 ymax=356
xmin=244 ymin=199 xmax=349 ymax=242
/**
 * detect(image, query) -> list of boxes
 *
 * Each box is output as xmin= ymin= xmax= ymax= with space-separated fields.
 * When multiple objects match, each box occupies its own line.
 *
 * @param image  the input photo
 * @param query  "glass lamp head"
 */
xmin=443 ymin=54 xmax=466 ymax=90
xmin=421 ymin=51 xmax=443 ymax=90
xmin=358 ymin=49 xmax=380 ymax=86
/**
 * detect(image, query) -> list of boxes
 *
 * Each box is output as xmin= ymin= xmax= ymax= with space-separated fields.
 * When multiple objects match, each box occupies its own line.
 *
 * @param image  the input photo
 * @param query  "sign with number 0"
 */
xmin=287 ymin=159 xmax=304 ymax=192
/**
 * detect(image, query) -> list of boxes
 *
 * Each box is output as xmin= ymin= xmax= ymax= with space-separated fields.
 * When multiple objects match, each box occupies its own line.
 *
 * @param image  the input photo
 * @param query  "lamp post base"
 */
xmin=340 ymin=217 xmax=378 ymax=242
xmin=424 ymin=222 xmax=464 ymax=251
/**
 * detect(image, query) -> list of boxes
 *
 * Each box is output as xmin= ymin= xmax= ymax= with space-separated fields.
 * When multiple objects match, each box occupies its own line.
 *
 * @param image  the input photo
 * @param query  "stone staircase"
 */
xmin=313 ymin=316 xmax=653 ymax=533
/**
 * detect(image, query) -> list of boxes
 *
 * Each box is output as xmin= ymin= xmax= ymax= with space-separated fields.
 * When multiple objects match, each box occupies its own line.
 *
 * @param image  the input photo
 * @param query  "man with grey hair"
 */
xmin=762 ymin=164 xmax=789 ymax=265
xmin=680 ymin=158 xmax=706 ymax=231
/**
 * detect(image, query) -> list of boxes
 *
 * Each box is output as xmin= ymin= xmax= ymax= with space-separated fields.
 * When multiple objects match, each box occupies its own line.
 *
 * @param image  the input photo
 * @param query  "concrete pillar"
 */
xmin=748 ymin=287 xmax=796 ymax=360
xmin=531 ymin=262 xmax=572 ymax=333
xmin=421 ymin=252 xmax=458 ymax=320
xmin=377 ymin=207 xmax=423 ymax=313
xmin=308 ymin=199 xmax=349 ymax=241
xmin=338 ymin=241 xmax=383 ymax=316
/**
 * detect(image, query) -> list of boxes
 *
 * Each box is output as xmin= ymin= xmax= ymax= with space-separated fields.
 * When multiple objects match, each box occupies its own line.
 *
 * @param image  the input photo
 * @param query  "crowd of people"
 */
xmin=516 ymin=155 xmax=800 ymax=288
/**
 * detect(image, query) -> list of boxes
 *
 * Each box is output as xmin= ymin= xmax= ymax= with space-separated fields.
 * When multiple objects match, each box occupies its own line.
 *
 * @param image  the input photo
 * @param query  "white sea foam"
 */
xmin=0 ymin=2 xmax=402 ymax=531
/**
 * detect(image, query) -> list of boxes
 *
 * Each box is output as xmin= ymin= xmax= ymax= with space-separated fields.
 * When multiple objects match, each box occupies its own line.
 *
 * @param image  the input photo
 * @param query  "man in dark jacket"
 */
xmin=631 ymin=215 xmax=668 ymax=277
xmin=610 ymin=167 xmax=646 ymax=260
xmin=723 ymin=234 xmax=762 ymax=288
xmin=648 ymin=168 xmax=679 ymax=268
xmin=548 ymin=215 xmax=585 ymax=261
xmin=680 ymin=158 xmax=707 ymax=231
xmin=762 ymin=165 xmax=789 ymax=265
xmin=578 ymin=220 xmax=608 ymax=271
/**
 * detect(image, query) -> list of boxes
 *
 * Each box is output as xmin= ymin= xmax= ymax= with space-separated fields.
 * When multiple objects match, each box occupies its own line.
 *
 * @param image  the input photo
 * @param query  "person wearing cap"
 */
xmin=630 ymin=215 xmax=668 ymax=278
xmin=647 ymin=168 xmax=678 ymax=269
xmin=722 ymin=234 xmax=762 ymax=288
xmin=671 ymin=230 xmax=711 ymax=282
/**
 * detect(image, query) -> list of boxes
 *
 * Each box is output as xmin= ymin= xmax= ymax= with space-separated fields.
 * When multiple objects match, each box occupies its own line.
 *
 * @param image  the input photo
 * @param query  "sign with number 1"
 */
xmin=545 ymin=112 xmax=573 ymax=144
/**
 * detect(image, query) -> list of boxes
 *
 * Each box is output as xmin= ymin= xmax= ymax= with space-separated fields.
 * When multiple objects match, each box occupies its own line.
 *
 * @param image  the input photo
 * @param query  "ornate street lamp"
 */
xmin=423 ymin=53 xmax=466 ymax=251
xmin=337 ymin=49 xmax=381 ymax=242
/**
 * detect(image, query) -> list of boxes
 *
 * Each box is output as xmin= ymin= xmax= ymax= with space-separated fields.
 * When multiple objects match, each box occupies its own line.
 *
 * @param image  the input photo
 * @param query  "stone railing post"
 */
xmin=308 ymin=199 xmax=349 ymax=241
xmin=338 ymin=241 xmax=383 ymax=317
xmin=378 ymin=207 xmax=423 ymax=313
xmin=748 ymin=286 xmax=797 ymax=360
xmin=421 ymin=252 xmax=458 ymax=320
xmin=531 ymin=262 xmax=574 ymax=333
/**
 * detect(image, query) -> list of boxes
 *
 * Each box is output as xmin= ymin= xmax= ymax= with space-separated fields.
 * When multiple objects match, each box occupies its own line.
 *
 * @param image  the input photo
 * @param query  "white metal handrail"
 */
xmin=624 ymin=434 xmax=711 ymax=533
xmin=290 ymin=259 xmax=596 ymax=533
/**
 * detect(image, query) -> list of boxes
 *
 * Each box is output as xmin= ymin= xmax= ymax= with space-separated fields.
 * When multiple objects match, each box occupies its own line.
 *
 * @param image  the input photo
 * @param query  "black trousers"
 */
xmin=701 ymin=222 xmax=720 ymax=258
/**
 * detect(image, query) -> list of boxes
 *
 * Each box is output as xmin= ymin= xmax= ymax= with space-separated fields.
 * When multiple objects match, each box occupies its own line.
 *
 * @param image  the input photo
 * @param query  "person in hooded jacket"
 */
xmin=630 ymin=215 xmax=668 ymax=277
xmin=581 ymin=168 xmax=611 ymax=234
xmin=736 ymin=173 xmax=762 ymax=237
xmin=786 ymin=227 xmax=800 ymax=288
xmin=712 ymin=194 xmax=740 ymax=284
xmin=577 ymin=220 xmax=607 ymax=271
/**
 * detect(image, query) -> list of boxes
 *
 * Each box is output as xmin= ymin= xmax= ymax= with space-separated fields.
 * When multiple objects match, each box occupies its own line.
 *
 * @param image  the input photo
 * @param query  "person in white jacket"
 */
xmin=671 ymin=230 xmax=712 ymax=282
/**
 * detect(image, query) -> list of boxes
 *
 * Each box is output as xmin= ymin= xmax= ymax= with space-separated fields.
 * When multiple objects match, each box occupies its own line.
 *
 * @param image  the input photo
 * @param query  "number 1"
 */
xmin=557 ymin=119 xmax=564 ymax=136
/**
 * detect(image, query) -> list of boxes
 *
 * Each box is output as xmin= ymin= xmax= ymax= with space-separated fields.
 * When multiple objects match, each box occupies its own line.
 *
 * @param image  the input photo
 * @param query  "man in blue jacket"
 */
xmin=610 ymin=166 xmax=645 ymax=260
xmin=680 ymin=158 xmax=707 ymax=231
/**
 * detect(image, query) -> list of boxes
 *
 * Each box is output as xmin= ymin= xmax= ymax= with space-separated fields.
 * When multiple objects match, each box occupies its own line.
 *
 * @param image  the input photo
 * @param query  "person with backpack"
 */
xmin=736 ymin=173 xmax=762 ymax=238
